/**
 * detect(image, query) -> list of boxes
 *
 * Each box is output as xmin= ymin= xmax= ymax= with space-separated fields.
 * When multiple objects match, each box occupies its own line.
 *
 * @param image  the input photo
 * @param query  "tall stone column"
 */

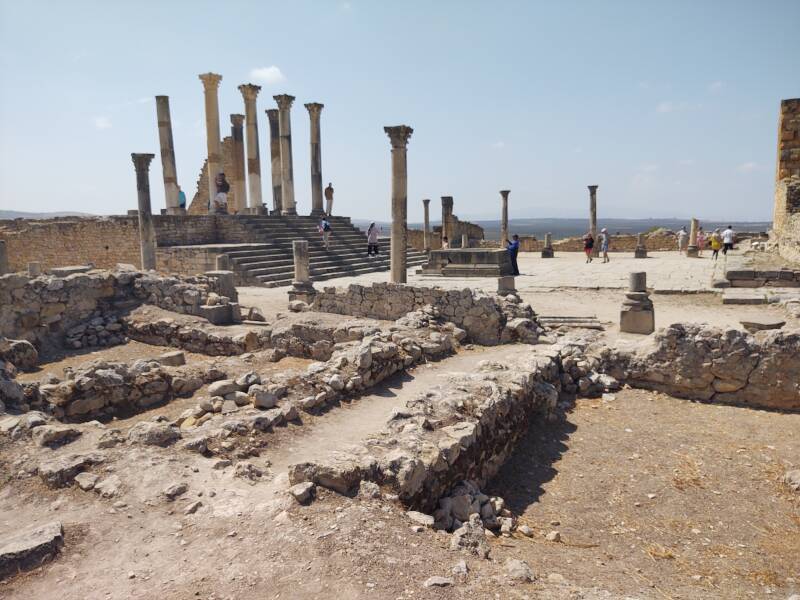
xmin=687 ymin=218 xmax=699 ymax=257
xmin=385 ymin=125 xmax=414 ymax=284
xmin=635 ymin=233 xmax=648 ymax=258
xmin=441 ymin=196 xmax=454 ymax=243
xmin=542 ymin=232 xmax=554 ymax=258
xmin=588 ymin=185 xmax=599 ymax=256
xmin=304 ymin=103 xmax=325 ymax=217
xmin=274 ymin=94 xmax=296 ymax=215
xmin=230 ymin=114 xmax=247 ymax=214
xmin=131 ymin=153 xmax=157 ymax=270
xmin=239 ymin=84 xmax=263 ymax=214
xmin=0 ymin=240 xmax=8 ymax=275
xmin=266 ymin=109 xmax=282 ymax=215
xmin=500 ymin=190 xmax=510 ymax=243
xmin=422 ymin=198 xmax=431 ymax=252
xmin=155 ymin=96 xmax=181 ymax=215
xmin=199 ymin=73 xmax=223 ymax=214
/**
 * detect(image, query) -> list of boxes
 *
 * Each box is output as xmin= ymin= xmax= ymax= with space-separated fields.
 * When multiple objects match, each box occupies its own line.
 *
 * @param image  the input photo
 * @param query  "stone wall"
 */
xmin=725 ymin=267 xmax=800 ymax=287
xmin=480 ymin=232 xmax=684 ymax=252
xmin=772 ymin=99 xmax=800 ymax=263
xmin=311 ymin=283 xmax=541 ymax=345
xmin=407 ymin=219 xmax=485 ymax=251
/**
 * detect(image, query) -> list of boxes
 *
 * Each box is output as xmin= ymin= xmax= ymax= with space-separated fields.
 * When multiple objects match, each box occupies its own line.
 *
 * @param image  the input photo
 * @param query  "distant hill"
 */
xmin=0 ymin=210 xmax=94 ymax=220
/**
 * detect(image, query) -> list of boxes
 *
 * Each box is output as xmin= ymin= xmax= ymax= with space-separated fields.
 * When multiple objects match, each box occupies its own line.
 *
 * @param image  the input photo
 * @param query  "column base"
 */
xmin=497 ymin=276 xmax=516 ymax=295
xmin=686 ymin=246 xmax=699 ymax=258
xmin=541 ymin=248 xmax=554 ymax=258
xmin=282 ymin=208 xmax=298 ymax=216
xmin=634 ymin=247 xmax=648 ymax=258
xmin=620 ymin=308 xmax=655 ymax=334
xmin=288 ymin=281 xmax=316 ymax=304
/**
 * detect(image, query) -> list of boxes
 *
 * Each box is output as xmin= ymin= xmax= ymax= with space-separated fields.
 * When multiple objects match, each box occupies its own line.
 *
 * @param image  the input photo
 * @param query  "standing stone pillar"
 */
xmin=238 ymin=84 xmax=263 ymax=214
xmin=305 ymin=103 xmax=325 ymax=217
xmin=28 ymin=262 xmax=41 ymax=277
xmin=131 ymin=153 xmax=157 ymax=270
xmin=542 ymin=232 xmax=554 ymax=258
xmin=0 ymin=240 xmax=8 ymax=275
xmin=441 ymin=196 xmax=454 ymax=243
xmin=588 ymin=185 xmax=599 ymax=256
xmin=384 ymin=125 xmax=414 ymax=284
xmin=230 ymin=114 xmax=247 ymax=214
xmin=288 ymin=240 xmax=316 ymax=303
xmin=620 ymin=272 xmax=655 ymax=334
xmin=265 ymin=109 xmax=282 ymax=215
xmin=500 ymin=190 xmax=510 ymax=243
xmin=199 ymin=73 xmax=223 ymax=214
xmin=687 ymin=218 xmax=699 ymax=257
xmin=461 ymin=233 xmax=470 ymax=248
xmin=635 ymin=233 xmax=648 ymax=258
xmin=422 ymin=198 xmax=431 ymax=252
xmin=274 ymin=94 xmax=296 ymax=215
xmin=155 ymin=96 xmax=181 ymax=215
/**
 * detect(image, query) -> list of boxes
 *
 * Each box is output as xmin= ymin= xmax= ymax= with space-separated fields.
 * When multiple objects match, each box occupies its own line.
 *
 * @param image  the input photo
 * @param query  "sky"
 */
xmin=0 ymin=0 xmax=798 ymax=222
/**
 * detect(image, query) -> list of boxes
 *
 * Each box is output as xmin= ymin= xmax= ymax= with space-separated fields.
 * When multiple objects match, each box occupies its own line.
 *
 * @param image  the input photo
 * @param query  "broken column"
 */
xmin=497 ymin=275 xmax=516 ymax=295
xmin=686 ymin=218 xmax=699 ymax=257
xmin=635 ymin=233 xmax=648 ymax=258
xmin=541 ymin=232 xmax=554 ymax=258
xmin=422 ymin=198 xmax=431 ymax=252
xmin=305 ymin=102 xmax=325 ymax=217
xmin=385 ymin=125 xmax=414 ymax=284
xmin=131 ymin=153 xmax=157 ymax=270
xmin=620 ymin=272 xmax=654 ymax=334
xmin=155 ymin=96 xmax=181 ymax=215
xmin=288 ymin=240 xmax=316 ymax=303
xmin=588 ymin=185 xmax=598 ymax=256
xmin=462 ymin=233 xmax=469 ymax=248
xmin=274 ymin=94 xmax=296 ymax=215
xmin=441 ymin=196 xmax=454 ymax=243
xmin=199 ymin=73 xmax=223 ymax=214
xmin=239 ymin=84 xmax=263 ymax=214
xmin=266 ymin=108 xmax=282 ymax=215
xmin=500 ymin=190 xmax=510 ymax=243
xmin=230 ymin=114 xmax=247 ymax=214
xmin=0 ymin=240 xmax=7 ymax=275
xmin=28 ymin=262 xmax=41 ymax=277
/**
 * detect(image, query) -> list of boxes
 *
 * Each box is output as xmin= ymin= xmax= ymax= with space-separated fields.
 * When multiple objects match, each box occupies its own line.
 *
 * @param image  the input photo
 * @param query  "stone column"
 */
xmin=0 ymin=240 xmax=7 ymax=275
xmin=542 ymin=232 xmax=554 ymax=258
xmin=441 ymin=196 xmax=454 ymax=243
xmin=588 ymin=185 xmax=598 ymax=256
xmin=422 ymin=198 xmax=431 ymax=252
xmin=274 ymin=94 xmax=296 ymax=215
xmin=131 ymin=153 xmax=157 ymax=270
xmin=288 ymin=240 xmax=316 ymax=303
xmin=28 ymin=262 xmax=41 ymax=277
xmin=230 ymin=114 xmax=247 ymax=214
xmin=620 ymin=271 xmax=654 ymax=334
xmin=500 ymin=190 xmax=510 ymax=243
xmin=199 ymin=73 xmax=223 ymax=214
xmin=635 ymin=233 xmax=648 ymax=258
xmin=385 ymin=125 xmax=414 ymax=284
xmin=266 ymin=109 xmax=282 ymax=215
xmin=239 ymin=84 xmax=263 ymax=214
xmin=462 ymin=233 xmax=469 ymax=248
xmin=687 ymin=218 xmax=699 ymax=257
xmin=305 ymin=103 xmax=325 ymax=217
xmin=155 ymin=96 xmax=181 ymax=215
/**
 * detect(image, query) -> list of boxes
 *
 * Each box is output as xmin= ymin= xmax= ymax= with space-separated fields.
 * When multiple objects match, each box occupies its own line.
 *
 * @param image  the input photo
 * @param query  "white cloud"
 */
xmin=93 ymin=116 xmax=112 ymax=130
xmin=737 ymin=161 xmax=761 ymax=173
xmin=250 ymin=66 xmax=286 ymax=85
xmin=707 ymin=80 xmax=724 ymax=93
xmin=491 ymin=141 xmax=505 ymax=149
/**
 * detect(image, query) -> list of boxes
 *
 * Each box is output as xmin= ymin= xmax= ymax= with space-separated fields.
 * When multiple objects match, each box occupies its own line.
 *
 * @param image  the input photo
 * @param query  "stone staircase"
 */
xmin=225 ymin=215 xmax=428 ymax=287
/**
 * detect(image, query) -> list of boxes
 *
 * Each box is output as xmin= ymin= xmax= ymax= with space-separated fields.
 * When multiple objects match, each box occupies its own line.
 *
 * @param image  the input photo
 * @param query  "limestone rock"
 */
xmin=32 ymin=425 xmax=81 ymax=448
xmin=235 ymin=461 xmax=263 ymax=482
xmin=96 ymin=429 xmax=125 ymax=449
xmin=38 ymin=453 xmax=105 ymax=488
xmin=250 ymin=385 xmax=277 ymax=409
xmin=208 ymin=379 xmax=239 ymax=396
xmin=406 ymin=511 xmax=435 ymax=528
xmin=74 ymin=472 xmax=99 ymax=491
xmin=127 ymin=422 xmax=179 ymax=447
xmin=422 ymin=576 xmax=453 ymax=588
xmin=784 ymin=469 xmax=800 ymax=492
xmin=0 ymin=521 xmax=64 ymax=579
xmin=288 ymin=482 xmax=315 ymax=504
xmin=94 ymin=474 xmax=122 ymax=498
xmin=450 ymin=515 xmax=490 ymax=559
xmin=504 ymin=558 xmax=534 ymax=582
xmin=163 ymin=482 xmax=188 ymax=501
xmin=157 ymin=350 xmax=186 ymax=367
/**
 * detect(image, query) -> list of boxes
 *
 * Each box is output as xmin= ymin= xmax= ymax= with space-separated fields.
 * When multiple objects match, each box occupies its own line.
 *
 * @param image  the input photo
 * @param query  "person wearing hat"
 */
xmin=599 ymin=227 xmax=611 ymax=263
xmin=212 ymin=172 xmax=230 ymax=214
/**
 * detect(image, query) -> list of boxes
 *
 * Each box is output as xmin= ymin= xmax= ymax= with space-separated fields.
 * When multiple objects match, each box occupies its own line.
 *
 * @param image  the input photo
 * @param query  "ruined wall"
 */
xmin=187 ymin=136 xmax=244 ymax=215
xmin=773 ymin=99 xmax=800 ymax=263
xmin=479 ymin=232 xmax=684 ymax=252
xmin=407 ymin=219 xmax=485 ymax=251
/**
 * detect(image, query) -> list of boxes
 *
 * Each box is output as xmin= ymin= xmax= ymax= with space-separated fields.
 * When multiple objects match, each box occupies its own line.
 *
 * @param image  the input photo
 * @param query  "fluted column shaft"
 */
xmin=199 ymin=73 xmax=223 ymax=214
xmin=500 ymin=190 xmax=510 ymax=242
xmin=132 ymin=153 xmax=157 ymax=270
xmin=441 ymin=196 xmax=454 ymax=242
xmin=239 ymin=84 xmax=263 ymax=213
xmin=274 ymin=94 xmax=296 ymax=215
xmin=385 ymin=126 xmax=413 ymax=284
xmin=422 ymin=199 xmax=431 ymax=252
xmin=230 ymin=114 xmax=247 ymax=214
xmin=588 ymin=185 xmax=598 ymax=256
xmin=305 ymin=103 xmax=325 ymax=216
xmin=155 ymin=96 xmax=180 ymax=215
xmin=266 ymin=109 xmax=282 ymax=214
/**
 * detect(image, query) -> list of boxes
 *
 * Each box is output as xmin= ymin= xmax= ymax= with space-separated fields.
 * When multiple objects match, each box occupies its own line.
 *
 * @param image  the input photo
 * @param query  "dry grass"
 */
xmin=671 ymin=455 xmax=705 ymax=490
xmin=645 ymin=543 xmax=676 ymax=560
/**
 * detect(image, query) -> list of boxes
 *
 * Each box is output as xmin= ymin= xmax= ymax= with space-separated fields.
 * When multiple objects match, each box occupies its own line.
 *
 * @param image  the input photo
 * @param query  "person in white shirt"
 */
xmin=722 ymin=226 xmax=735 ymax=255
xmin=676 ymin=226 xmax=688 ymax=254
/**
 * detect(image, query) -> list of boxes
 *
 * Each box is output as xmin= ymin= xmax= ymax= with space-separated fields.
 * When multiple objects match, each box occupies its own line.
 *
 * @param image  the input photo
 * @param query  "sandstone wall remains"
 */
xmin=772 ymin=99 xmax=800 ymax=263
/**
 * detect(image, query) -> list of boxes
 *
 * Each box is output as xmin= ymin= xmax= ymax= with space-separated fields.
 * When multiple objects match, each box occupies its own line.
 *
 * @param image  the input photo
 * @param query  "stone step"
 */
xmin=256 ymin=258 xmax=429 ymax=288
xmin=721 ymin=289 xmax=768 ymax=305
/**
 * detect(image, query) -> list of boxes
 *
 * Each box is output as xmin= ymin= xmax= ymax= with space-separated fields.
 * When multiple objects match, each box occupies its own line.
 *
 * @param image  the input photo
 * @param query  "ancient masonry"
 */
xmin=772 ymin=98 xmax=800 ymax=262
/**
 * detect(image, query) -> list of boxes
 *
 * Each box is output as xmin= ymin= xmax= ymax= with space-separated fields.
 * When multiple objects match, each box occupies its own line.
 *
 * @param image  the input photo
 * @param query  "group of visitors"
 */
xmin=677 ymin=224 xmax=735 ymax=260
xmin=581 ymin=228 xmax=611 ymax=264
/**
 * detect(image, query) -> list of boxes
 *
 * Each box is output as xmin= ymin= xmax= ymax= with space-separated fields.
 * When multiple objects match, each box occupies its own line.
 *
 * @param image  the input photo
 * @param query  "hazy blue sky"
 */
xmin=1 ymin=0 xmax=798 ymax=221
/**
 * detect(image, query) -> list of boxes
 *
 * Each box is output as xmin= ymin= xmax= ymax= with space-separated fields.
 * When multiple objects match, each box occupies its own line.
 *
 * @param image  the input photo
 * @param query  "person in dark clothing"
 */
xmin=583 ymin=232 xmax=594 ymax=263
xmin=507 ymin=234 xmax=520 ymax=276
xmin=212 ymin=173 xmax=230 ymax=214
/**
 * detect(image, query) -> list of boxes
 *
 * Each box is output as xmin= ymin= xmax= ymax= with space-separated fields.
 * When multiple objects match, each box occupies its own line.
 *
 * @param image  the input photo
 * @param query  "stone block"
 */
xmin=540 ymin=247 xmax=554 ymax=258
xmin=497 ymin=276 xmax=516 ymax=295
xmin=49 ymin=265 xmax=92 ymax=277
xmin=198 ymin=304 xmax=233 ymax=325
xmin=725 ymin=270 xmax=755 ymax=280
xmin=0 ymin=521 xmax=64 ymax=579
xmin=158 ymin=350 xmax=186 ymax=367
xmin=620 ymin=309 xmax=654 ymax=334
xmin=634 ymin=247 xmax=647 ymax=258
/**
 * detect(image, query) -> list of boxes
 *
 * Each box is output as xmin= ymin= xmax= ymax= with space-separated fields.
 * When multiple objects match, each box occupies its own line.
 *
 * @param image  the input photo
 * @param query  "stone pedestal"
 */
xmin=155 ymin=96 xmax=181 ymax=215
xmin=131 ymin=153 xmax=157 ymax=270
xmin=620 ymin=271 xmax=654 ymax=334
xmin=541 ymin=232 xmax=554 ymax=258
xmin=266 ymin=109 xmax=282 ymax=215
xmin=634 ymin=233 xmax=648 ymax=258
xmin=204 ymin=270 xmax=236 ymax=301
xmin=230 ymin=114 xmax=247 ymax=214
xmin=420 ymin=249 xmax=513 ymax=277
xmin=461 ymin=233 xmax=469 ymax=248
xmin=199 ymin=73 xmax=223 ymax=214
xmin=588 ymin=185 xmax=598 ymax=256
xmin=499 ymin=190 xmax=510 ymax=243
xmin=215 ymin=254 xmax=231 ymax=270
xmin=305 ymin=103 xmax=325 ymax=217
xmin=0 ymin=240 xmax=8 ymax=275
xmin=28 ymin=262 xmax=41 ymax=277
xmin=422 ymin=199 xmax=431 ymax=252
xmin=686 ymin=218 xmax=699 ymax=257
xmin=274 ymin=94 xmax=296 ymax=215
xmin=385 ymin=125 xmax=413 ymax=284
xmin=288 ymin=240 xmax=316 ymax=303
xmin=497 ymin=276 xmax=516 ymax=295
xmin=239 ymin=84 xmax=263 ymax=214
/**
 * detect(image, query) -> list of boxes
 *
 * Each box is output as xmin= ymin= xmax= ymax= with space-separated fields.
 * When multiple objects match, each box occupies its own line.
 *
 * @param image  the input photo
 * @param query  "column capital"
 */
xmin=265 ymin=108 xmax=279 ymax=120
xmin=273 ymin=94 xmax=296 ymax=109
xmin=199 ymin=72 xmax=223 ymax=91
xmin=384 ymin=125 xmax=413 ymax=148
xmin=422 ymin=198 xmax=430 ymax=206
xmin=131 ymin=153 xmax=155 ymax=172
xmin=230 ymin=113 xmax=245 ymax=127
xmin=304 ymin=102 xmax=324 ymax=118
xmin=238 ymin=83 xmax=261 ymax=101
xmin=588 ymin=185 xmax=599 ymax=192
xmin=500 ymin=190 xmax=510 ymax=198
xmin=155 ymin=95 xmax=169 ymax=103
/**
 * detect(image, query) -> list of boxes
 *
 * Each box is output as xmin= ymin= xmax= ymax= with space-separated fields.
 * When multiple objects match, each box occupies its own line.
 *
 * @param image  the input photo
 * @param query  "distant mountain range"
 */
xmin=0 ymin=210 xmax=93 ymax=220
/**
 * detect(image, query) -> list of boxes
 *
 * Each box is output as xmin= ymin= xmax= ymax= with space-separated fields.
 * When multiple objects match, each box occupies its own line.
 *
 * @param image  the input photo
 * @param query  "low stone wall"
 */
xmin=725 ymin=268 xmax=800 ymax=288
xmin=593 ymin=323 xmax=800 ymax=411
xmin=773 ymin=176 xmax=800 ymax=263
xmin=480 ymin=232 xmax=682 ymax=252
xmin=311 ymin=283 xmax=542 ymax=345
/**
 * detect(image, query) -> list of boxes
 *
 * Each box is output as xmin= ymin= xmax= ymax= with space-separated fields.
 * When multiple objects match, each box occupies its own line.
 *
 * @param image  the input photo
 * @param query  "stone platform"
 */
xmin=418 ymin=248 xmax=513 ymax=277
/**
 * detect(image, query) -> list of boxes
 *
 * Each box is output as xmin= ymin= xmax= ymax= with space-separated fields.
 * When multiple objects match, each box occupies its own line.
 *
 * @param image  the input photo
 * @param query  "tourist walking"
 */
xmin=324 ymin=182 xmax=334 ymax=216
xmin=507 ymin=234 xmax=520 ymax=276
xmin=722 ymin=225 xmax=735 ymax=255
xmin=177 ymin=186 xmax=187 ymax=212
xmin=697 ymin=227 xmax=706 ymax=257
xmin=212 ymin=173 xmax=230 ymax=214
xmin=319 ymin=216 xmax=332 ymax=249
xmin=599 ymin=228 xmax=610 ymax=263
xmin=710 ymin=228 xmax=722 ymax=260
xmin=366 ymin=222 xmax=380 ymax=257
xmin=677 ymin=226 xmax=688 ymax=254
xmin=441 ymin=236 xmax=450 ymax=249
xmin=583 ymin=231 xmax=594 ymax=263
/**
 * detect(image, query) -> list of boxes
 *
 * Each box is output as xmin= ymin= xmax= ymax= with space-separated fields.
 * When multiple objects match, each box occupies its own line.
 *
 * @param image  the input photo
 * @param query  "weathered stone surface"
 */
xmin=31 ymin=425 xmax=81 ymax=447
xmin=450 ymin=515 xmax=491 ymax=559
xmin=0 ymin=521 xmax=64 ymax=579
xmin=784 ymin=469 xmax=800 ymax=491
xmin=157 ymin=350 xmax=186 ymax=366
xmin=288 ymin=482 xmax=315 ymax=504
xmin=38 ymin=453 xmax=105 ymax=488
xmin=127 ymin=422 xmax=180 ymax=447
xmin=505 ymin=558 xmax=534 ymax=582
xmin=163 ymin=482 xmax=188 ymax=500
xmin=423 ymin=576 xmax=453 ymax=588
xmin=94 ymin=474 xmax=122 ymax=498
xmin=0 ymin=337 xmax=38 ymax=371
xmin=74 ymin=472 xmax=99 ymax=491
